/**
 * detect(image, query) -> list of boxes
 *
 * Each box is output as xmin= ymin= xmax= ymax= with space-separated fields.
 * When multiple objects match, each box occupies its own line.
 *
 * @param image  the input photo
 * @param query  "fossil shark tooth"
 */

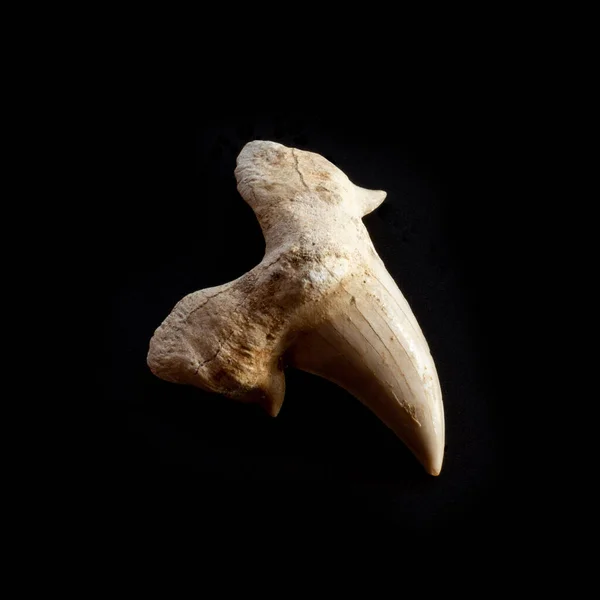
xmin=147 ymin=140 xmax=445 ymax=475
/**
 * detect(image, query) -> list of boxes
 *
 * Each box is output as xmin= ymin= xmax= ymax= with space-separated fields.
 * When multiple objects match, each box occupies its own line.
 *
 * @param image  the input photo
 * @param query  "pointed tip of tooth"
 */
xmin=421 ymin=446 xmax=444 ymax=476
xmin=406 ymin=425 xmax=444 ymax=476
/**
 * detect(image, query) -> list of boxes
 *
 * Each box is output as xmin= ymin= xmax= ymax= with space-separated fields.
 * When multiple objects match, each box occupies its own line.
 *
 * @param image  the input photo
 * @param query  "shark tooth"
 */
xmin=148 ymin=140 xmax=445 ymax=475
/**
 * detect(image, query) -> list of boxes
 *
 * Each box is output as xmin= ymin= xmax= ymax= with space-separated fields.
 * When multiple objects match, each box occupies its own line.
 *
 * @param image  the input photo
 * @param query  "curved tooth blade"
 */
xmin=288 ymin=269 xmax=444 ymax=476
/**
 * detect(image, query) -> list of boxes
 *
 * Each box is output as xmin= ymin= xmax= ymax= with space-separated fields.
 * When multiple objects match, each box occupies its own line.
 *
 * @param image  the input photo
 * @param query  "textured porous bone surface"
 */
xmin=147 ymin=140 xmax=445 ymax=475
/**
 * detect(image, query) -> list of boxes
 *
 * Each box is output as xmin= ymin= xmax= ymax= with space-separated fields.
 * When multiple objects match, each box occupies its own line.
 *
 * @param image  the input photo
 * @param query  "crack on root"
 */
xmin=195 ymin=328 xmax=236 ymax=374
xmin=186 ymin=287 xmax=230 ymax=320
xmin=292 ymin=148 xmax=310 ymax=191
xmin=262 ymin=254 xmax=285 ymax=271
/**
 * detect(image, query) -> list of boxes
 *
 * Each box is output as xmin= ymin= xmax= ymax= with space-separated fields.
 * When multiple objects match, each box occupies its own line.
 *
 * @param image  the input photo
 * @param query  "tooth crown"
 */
xmin=147 ymin=140 xmax=445 ymax=475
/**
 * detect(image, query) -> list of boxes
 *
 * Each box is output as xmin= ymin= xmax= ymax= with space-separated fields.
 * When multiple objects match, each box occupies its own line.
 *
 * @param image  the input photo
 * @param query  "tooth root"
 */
xmin=288 ymin=270 xmax=444 ymax=476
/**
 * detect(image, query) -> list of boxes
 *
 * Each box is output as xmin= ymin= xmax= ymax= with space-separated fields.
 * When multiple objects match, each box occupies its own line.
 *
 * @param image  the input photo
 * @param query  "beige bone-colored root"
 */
xmin=147 ymin=140 xmax=445 ymax=475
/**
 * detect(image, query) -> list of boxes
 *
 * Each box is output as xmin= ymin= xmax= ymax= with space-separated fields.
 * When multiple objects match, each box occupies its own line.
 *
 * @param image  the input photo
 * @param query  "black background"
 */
xmin=98 ymin=94 xmax=526 ymax=542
